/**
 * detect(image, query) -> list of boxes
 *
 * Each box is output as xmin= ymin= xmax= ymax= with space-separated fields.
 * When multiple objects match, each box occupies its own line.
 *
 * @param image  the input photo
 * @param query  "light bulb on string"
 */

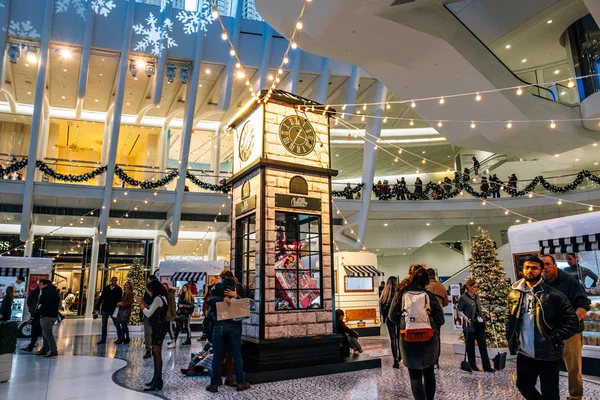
xmin=475 ymin=93 xmax=481 ymax=101
xmin=528 ymin=193 xmax=533 ymax=198
xmin=550 ymin=120 xmax=556 ymax=129
xmin=437 ymin=121 xmax=443 ymax=128
xmin=589 ymin=206 xmax=594 ymax=211
xmin=567 ymin=79 xmax=575 ymax=88
xmin=481 ymin=201 xmax=486 ymax=206
xmin=383 ymin=117 xmax=388 ymax=123
xmin=283 ymin=57 xmax=289 ymax=64
xmin=557 ymin=200 xmax=562 ymax=205
xmin=296 ymin=21 xmax=303 ymax=30
xmin=439 ymin=97 xmax=445 ymax=105
xmin=506 ymin=121 xmax=513 ymax=129
xmin=229 ymin=49 xmax=235 ymax=56
xmin=278 ymin=68 xmax=283 ymax=74
xmin=212 ymin=9 xmax=218 ymax=18
xmin=361 ymin=115 xmax=365 ymax=122
xmin=221 ymin=32 xmax=228 ymax=40
xmin=411 ymin=100 xmax=416 ymax=108
xmin=470 ymin=121 xmax=476 ymax=129
xmin=362 ymin=104 xmax=367 ymax=111
xmin=386 ymin=103 xmax=391 ymax=110
xmin=516 ymin=87 xmax=523 ymax=95
xmin=291 ymin=41 xmax=297 ymax=49
xmin=504 ymin=210 xmax=509 ymax=215
xmin=409 ymin=120 xmax=414 ymax=126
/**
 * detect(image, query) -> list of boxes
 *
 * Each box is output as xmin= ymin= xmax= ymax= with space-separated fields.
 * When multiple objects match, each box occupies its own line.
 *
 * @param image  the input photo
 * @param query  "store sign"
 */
xmin=275 ymin=194 xmax=321 ymax=211
xmin=0 ymin=241 xmax=11 ymax=251
xmin=235 ymin=195 xmax=256 ymax=215
xmin=28 ymin=274 xmax=49 ymax=293
xmin=165 ymin=255 xmax=204 ymax=262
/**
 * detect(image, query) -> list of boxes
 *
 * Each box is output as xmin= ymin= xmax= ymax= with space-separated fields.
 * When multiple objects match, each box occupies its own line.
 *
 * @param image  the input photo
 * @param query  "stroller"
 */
xmin=180 ymin=342 xmax=213 ymax=377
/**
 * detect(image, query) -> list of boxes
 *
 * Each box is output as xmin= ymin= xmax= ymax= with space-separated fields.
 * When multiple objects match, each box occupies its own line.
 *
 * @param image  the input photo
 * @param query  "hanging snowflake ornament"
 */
xmin=133 ymin=12 xmax=178 ymax=57
xmin=9 ymin=20 xmax=41 ymax=39
xmin=91 ymin=0 xmax=116 ymax=17
xmin=176 ymin=1 xmax=215 ymax=35
xmin=55 ymin=0 xmax=87 ymax=19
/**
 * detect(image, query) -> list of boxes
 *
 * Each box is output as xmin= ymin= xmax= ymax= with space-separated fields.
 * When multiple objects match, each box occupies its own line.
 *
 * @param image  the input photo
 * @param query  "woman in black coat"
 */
xmin=379 ymin=276 xmax=400 ymax=368
xmin=0 ymin=286 xmax=14 ymax=321
xmin=397 ymin=266 xmax=445 ymax=400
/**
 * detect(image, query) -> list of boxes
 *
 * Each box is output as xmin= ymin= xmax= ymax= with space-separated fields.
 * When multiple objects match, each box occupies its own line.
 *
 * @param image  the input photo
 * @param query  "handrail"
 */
xmin=444 ymin=5 xmax=567 ymax=105
xmin=440 ymin=265 xmax=470 ymax=285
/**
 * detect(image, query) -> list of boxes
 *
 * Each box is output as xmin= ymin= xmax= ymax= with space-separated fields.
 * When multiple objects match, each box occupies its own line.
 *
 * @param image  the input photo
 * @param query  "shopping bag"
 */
xmin=460 ymin=330 xmax=472 ymax=373
xmin=216 ymin=298 xmax=250 ymax=321
xmin=490 ymin=316 xmax=507 ymax=371
xmin=112 ymin=306 xmax=119 ymax=319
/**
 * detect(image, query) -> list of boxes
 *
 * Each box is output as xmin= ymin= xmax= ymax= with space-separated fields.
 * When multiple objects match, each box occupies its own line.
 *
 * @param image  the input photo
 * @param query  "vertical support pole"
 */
xmin=152 ymin=0 xmax=173 ymax=105
xmin=314 ymin=57 xmax=331 ymax=104
xmin=158 ymin=123 xmax=170 ymax=177
xmin=219 ymin=0 xmax=243 ymax=110
xmin=344 ymin=65 xmax=360 ymax=115
xmin=289 ymin=49 xmax=302 ymax=95
xmin=98 ymin=0 xmax=136 ymax=243
xmin=256 ymin=24 xmax=273 ymax=91
xmin=152 ymin=233 xmax=162 ymax=273
xmin=0 ymin=0 xmax=11 ymax=87
xmin=356 ymin=81 xmax=386 ymax=242
xmin=85 ymin=234 xmax=100 ymax=318
xmin=34 ymin=109 xmax=50 ymax=181
xmin=77 ymin=0 xmax=96 ymax=102
xmin=20 ymin=0 xmax=55 ymax=242
xmin=209 ymin=235 xmax=218 ymax=260
xmin=24 ymin=236 xmax=34 ymax=257
xmin=167 ymin=0 xmax=207 ymax=245
xmin=211 ymin=124 xmax=221 ymax=185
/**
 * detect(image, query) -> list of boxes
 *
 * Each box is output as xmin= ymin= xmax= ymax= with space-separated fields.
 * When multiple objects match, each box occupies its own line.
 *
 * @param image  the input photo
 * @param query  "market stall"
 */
xmin=508 ymin=211 xmax=600 ymax=376
xmin=157 ymin=260 xmax=226 ymax=330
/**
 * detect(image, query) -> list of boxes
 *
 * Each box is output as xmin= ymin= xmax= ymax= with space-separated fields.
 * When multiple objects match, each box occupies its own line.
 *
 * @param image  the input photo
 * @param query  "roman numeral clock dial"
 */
xmin=279 ymin=116 xmax=317 ymax=156
xmin=238 ymin=120 xmax=255 ymax=162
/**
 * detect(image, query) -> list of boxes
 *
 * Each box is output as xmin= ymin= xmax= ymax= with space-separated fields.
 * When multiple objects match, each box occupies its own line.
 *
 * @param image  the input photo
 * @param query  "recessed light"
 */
xmin=335 ymin=154 xmax=339 ymax=157
xmin=48 ymin=219 xmax=51 ymax=222
xmin=27 ymin=91 xmax=31 ymax=95
xmin=516 ymin=219 xmax=521 ymax=223
xmin=547 ymin=20 xmax=553 ymax=24
xmin=63 ymin=68 xmax=67 ymax=72
xmin=554 ymin=69 xmax=560 ymax=75
xmin=198 ymin=84 xmax=202 ymax=87
xmin=422 ymin=151 xmax=426 ymax=154
xmin=470 ymin=222 xmax=474 ymax=225
xmin=595 ymin=162 xmax=599 ymax=166
xmin=99 ymin=73 xmax=103 ymax=77
xmin=126 ymin=102 xmax=130 ymax=106
xmin=593 ymin=143 xmax=598 ymax=147
xmin=384 ymin=223 xmax=388 ymax=226
xmin=560 ymin=91 xmax=566 ymax=96
xmin=408 ymin=248 xmax=411 ymax=250
xmin=505 ymin=44 xmax=511 ymax=49
xmin=95 ymin=99 xmax=99 ymax=102
xmin=575 ymin=158 xmax=580 ymax=162
xmin=61 ymin=96 xmax=66 ymax=99
xmin=25 ymin=63 xmax=29 ymax=67
xmin=403 ymin=253 xmax=406 ymax=256
xmin=554 ymin=154 xmax=559 ymax=157
xmin=205 ymin=68 xmax=211 ymax=74
xmin=426 ymin=223 xmax=430 ymax=226
xmin=521 ymin=59 xmax=527 ymax=63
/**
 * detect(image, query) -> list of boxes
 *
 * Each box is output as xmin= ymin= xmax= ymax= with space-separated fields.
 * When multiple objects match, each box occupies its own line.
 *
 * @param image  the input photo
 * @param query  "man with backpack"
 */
xmin=389 ymin=265 xmax=445 ymax=400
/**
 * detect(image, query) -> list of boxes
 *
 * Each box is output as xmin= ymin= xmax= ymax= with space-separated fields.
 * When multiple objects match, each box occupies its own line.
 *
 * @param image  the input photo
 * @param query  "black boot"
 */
xmin=145 ymin=375 xmax=156 ymax=387
xmin=144 ymin=378 xmax=163 ymax=391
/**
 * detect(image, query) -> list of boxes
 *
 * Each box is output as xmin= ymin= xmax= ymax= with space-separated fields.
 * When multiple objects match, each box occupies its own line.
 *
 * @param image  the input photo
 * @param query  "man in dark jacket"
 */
xmin=543 ymin=255 xmax=590 ymax=400
xmin=142 ymin=274 xmax=157 ymax=359
xmin=36 ymin=280 xmax=61 ymax=358
xmin=22 ymin=281 xmax=42 ymax=352
xmin=94 ymin=276 xmax=123 ymax=345
xmin=506 ymin=255 xmax=578 ymax=400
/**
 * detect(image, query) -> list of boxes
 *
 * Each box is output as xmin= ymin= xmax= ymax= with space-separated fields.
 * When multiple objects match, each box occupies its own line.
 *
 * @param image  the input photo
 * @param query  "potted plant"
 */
xmin=0 ymin=321 xmax=18 ymax=383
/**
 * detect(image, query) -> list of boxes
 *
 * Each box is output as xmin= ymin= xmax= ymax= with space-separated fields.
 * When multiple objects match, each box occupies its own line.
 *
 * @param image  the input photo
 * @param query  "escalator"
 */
xmin=256 ymin=0 xmax=598 ymax=158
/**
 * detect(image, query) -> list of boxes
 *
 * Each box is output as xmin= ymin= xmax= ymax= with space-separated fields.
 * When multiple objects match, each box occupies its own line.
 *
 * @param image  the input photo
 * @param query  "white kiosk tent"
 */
xmin=157 ymin=260 xmax=227 ymax=331
xmin=508 ymin=211 xmax=600 ymax=377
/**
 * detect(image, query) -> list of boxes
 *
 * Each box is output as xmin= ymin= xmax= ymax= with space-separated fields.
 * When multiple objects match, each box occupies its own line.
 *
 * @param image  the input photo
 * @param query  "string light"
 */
xmin=567 ymin=79 xmax=575 ymax=88
xmin=506 ymin=121 xmax=512 ymax=129
xmin=409 ymin=120 xmax=414 ymax=126
xmin=550 ymin=120 xmax=556 ymax=129
xmin=437 ymin=121 xmax=443 ymax=127
xmin=411 ymin=100 xmax=416 ymax=108
xmin=470 ymin=121 xmax=476 ymax=129
xmin=475 ymin=93 xmax=481 ymax=101
xmin=439 ymin=97 xmax=445 ymax=105
xmin=516 ymin=87 xmax=523 ymax=95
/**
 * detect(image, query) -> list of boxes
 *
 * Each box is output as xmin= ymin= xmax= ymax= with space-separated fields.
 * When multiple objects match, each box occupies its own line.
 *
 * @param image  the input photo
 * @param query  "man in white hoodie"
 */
xmin=506 ymin=255 xmax=578 ymax=400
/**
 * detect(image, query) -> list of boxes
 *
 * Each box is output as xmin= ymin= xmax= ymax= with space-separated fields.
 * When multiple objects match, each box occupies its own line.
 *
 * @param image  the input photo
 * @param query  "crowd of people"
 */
xmin=9 ymin=252 xmax=596 ymax=399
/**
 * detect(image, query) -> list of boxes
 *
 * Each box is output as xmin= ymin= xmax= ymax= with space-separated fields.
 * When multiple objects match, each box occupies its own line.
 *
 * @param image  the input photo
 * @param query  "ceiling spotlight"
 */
xmin=179 ymin=65 xmax=189 ymax=84
xmin=166 ymin=63 xmax=177 ymax=84
xmin=25 ymin=47 xmax=38 ymax=64
xmin=505 ymin=44 xmax=511 ymax=49
xmin=57 ymin=48 xmax=72 ymax=58
xmin=136 ymin=59 xmax=146 ymax=69
xmin=547 ymin=20 xmax=552 ymax=24
xmin=268 ymin=74 xmax=274 ymax=81
xmin=7 ymin=43 xmax=20 ymax=64
xmin=554 ymin=69 xmax=560 ymax=75
xmin=145 ymin=63 xmax=156 ymax=77
xmin=521 ymin=58 xmax=527 ymax=63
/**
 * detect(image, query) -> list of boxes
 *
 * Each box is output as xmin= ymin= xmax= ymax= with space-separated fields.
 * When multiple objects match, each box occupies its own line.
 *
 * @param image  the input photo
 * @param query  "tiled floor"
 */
xmin=3 ymin=319 xmax=600 ymax=399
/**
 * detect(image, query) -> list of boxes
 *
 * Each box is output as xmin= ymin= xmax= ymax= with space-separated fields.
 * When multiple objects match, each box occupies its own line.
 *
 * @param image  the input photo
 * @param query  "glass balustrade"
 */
xmin=566 ymin=14 xmax=600 ymax=101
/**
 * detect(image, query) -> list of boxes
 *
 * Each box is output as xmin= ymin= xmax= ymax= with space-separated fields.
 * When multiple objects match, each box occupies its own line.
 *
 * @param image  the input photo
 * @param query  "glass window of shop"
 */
xmin=274 ymin=212 xmax=322 ymax=310
xmin=235 ymin=214 xmax=256 ymax=300
xmin=0 ymin=113 xmax=33 ymax=177
xmin=42 ymin=119 xmax=161 ymax=186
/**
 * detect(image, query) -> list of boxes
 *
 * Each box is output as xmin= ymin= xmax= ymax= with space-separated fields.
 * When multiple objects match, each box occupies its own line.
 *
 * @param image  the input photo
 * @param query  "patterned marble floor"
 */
xmin=31 ymin=330 xmax=600 ymax=400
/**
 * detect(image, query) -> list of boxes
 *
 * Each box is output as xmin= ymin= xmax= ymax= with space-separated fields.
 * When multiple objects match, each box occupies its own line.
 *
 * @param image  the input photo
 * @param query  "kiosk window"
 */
xmin=274 ymin=212 xmax=322 ymax=310
xmin=235 ymin=214 xmax=256 ymax=300
xmin=345 ymin=277 xmax=373 ymax=292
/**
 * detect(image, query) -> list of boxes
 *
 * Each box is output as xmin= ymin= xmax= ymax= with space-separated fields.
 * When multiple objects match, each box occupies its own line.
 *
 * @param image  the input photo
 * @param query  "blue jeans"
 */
xmin=101 ymin=310 xmax=122 ymax=340
xmin=210 ymin=322 xmax=244 ymax=386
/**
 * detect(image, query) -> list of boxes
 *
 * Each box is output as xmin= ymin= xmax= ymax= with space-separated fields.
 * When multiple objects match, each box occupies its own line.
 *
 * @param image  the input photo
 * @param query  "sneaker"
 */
xmin=236 ymin=383 xmax=251 ymax=392
xmin=392 ymin=360 xmax=400 ymax=369
xmin=44 ymin=351 xmax=58 ymax=359
xmin=167 ymin=342 xmax=176 ymax=349
xmin=182 ymin=339 xmax=191 ymax=346
xmin=35 ymin=350 xmax=47 ymax=356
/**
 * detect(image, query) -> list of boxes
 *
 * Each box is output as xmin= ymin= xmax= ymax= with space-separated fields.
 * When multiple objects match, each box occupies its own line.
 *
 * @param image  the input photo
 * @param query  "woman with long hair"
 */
xmin=398 ymin=266 xmax=445 ymax=400
xmin=0 ymin=286 xmax=14 ymax=321
xmin=137 ymin=279 xmax=168 ymax=391
xmin=457 ymin=278 xmax=494 ymax=373
xmin=163 ymin=283 xmax=176 ymax=345
xmin=116 ymin=281 xmax=134 ymax=344
xmin=173 ymin=284 xmax=194 ymax=346
xmin=379 ymin=276 xmax=400 ymax=368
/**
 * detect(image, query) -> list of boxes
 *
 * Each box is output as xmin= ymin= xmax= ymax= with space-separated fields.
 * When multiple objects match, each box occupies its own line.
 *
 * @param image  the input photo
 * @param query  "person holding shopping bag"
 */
xmin=457 ymin=279 xmax=495 ymax=373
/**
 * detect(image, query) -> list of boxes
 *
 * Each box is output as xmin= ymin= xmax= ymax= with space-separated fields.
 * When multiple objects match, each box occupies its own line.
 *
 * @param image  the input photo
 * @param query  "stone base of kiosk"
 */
xmin=241 ymin=335 xmax=381 ymax=383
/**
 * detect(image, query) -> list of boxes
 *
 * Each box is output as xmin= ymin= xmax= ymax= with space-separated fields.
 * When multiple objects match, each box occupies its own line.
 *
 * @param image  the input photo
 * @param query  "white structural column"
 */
xmin=152 ymin=233 xmax=162 ymax=273
xmin=152 ymin=1 xmax=173 ymax=105
xmin=34 ymin=106 xmax=50 ymax=181
xmin=98 ymin=0 xmax=136 ymax=243
xmin=0 ymin=0 xmax=10 ymax=88
xmin=343 ymin=65 xmax=360 ymax=115
xmin=356 ymin=81 xmax=387 ymax=243
xmin=166 ymin=2 xmax=207 ymax=245
xmin=85 ymin=234 xmax=100 ymax=318
xmin=24 ymin=237 xmax=34 ymax=257
xmin=75 ymin=0 xmax=95 ymax=118
xmin=211 ymin=124 xmax=221 ymax=185
xmin=288 ymin=49 xmax=302 ymax=94
xmin=20 ymin=0 xmax=55 ymax=242
xmin=256 ymin=24 xmax=273 ymax=91
xmin=158 ymin=123 xmax=170 ymax=175
xmin=314 ymin=57 xmax=331 ymax=104
xmin=209 ymin=235 xmax=218 ymax=260
xmin=219 ymin=0 xmax=243 ymax=111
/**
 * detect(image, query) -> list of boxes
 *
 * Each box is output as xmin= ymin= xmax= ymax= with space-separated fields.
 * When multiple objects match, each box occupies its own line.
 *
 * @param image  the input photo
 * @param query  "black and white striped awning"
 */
xmin=171 ymin=272 xmax=206 ymax=282
xmin=0 ymin=267 xmax=29 ymax=277
xmin=344 ymin=265 xmax=384 ymax=277
xmin=540 ymin=234 xmax=600 ymax=255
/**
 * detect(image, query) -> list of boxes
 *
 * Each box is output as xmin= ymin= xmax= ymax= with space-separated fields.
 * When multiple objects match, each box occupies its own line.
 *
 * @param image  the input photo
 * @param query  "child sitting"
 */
xmin=335 ymin=309 xmax=363 ymax=355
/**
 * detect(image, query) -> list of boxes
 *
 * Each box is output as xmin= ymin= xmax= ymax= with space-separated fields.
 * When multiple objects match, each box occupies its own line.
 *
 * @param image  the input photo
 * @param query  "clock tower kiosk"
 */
xmin=226 ymin=90 xmax=378 ymax=382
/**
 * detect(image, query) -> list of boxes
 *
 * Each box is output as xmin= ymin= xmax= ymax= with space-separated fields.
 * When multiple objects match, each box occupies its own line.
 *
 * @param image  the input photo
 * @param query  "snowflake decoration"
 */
xmin=133 ymin=12 xmax=178 ymax=57
xmin=9 ymin=20 xmax=41 ymax=39
xmin=55 ymin=0 xmax=87 ymax=19
xmin=160 ymin=0 xmax=170 ymax=13
xmin=176 ymin=1 xmax=215 ymax=35
xmin=91 ymin=0 xmax=116 ymax=17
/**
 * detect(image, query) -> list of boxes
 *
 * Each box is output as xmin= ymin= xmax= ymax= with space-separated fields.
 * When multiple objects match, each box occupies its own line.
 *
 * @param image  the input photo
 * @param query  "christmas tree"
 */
xmin=466 ymin=227 xmax=511 ymax=347
xmin=127 ymin=258 xmax=146 ymax=325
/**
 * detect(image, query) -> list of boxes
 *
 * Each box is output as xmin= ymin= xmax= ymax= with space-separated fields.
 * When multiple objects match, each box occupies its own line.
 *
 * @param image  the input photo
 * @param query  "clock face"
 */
xmin=238 ymin=120 xmax=255 ymax=162
xmin=279 ymin=116 xmax=317 ymax=156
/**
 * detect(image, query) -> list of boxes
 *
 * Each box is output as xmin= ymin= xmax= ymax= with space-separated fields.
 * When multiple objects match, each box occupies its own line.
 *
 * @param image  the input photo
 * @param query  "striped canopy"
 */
xmin=0 ymin=267 xmax=29 ymax=278
xmin=343 ymin=265 xmax=384 ymax=277
xmin=540 ymin=234 xmax=600 ymax=255
xmin=171 ymin=271 xmax=206 ymax=282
